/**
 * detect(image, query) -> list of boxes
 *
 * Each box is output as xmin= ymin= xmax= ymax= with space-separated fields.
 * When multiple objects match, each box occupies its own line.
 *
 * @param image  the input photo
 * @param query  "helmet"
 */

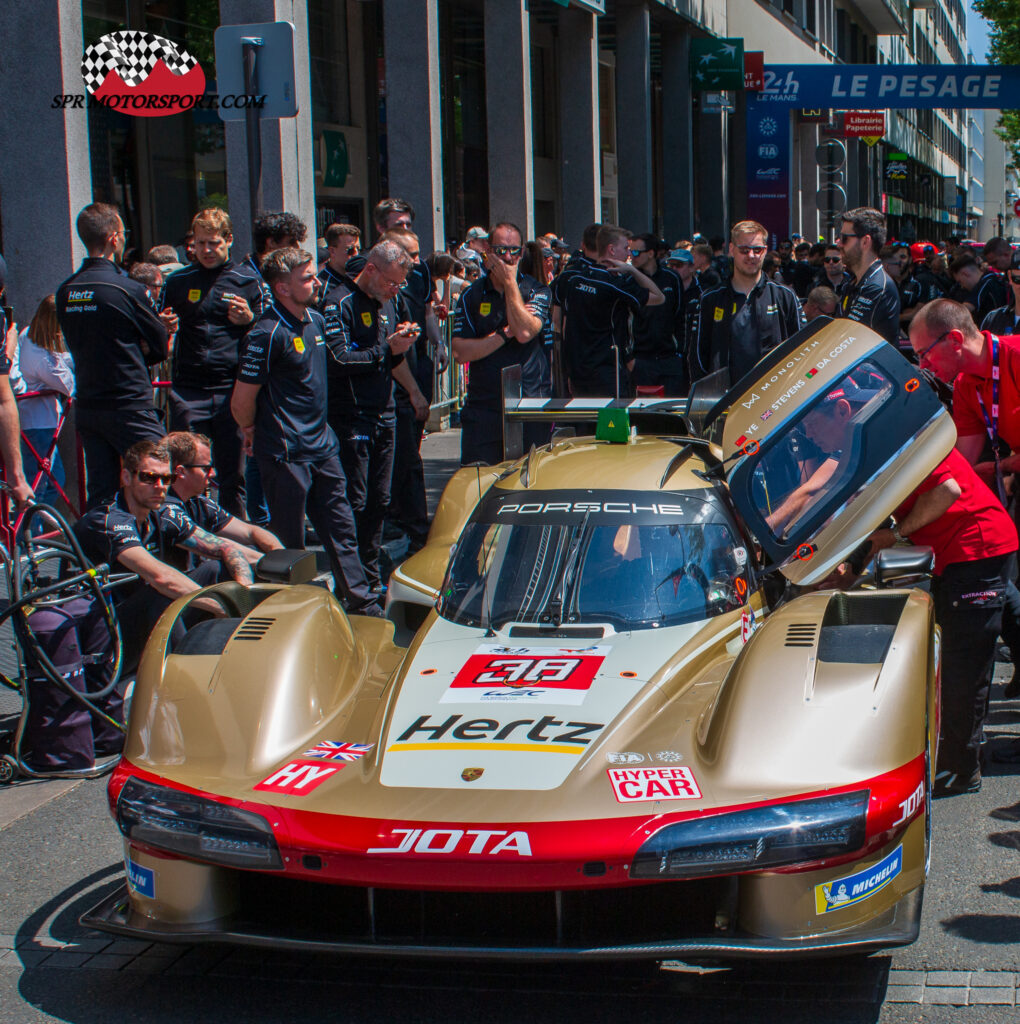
xmin=910 ymin=241 xmax=936 ymax=264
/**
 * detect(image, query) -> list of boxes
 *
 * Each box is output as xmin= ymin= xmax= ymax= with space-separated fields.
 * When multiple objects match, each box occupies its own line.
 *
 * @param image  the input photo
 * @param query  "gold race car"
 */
xmin=85 ymin=318 xmax=954 ymax=959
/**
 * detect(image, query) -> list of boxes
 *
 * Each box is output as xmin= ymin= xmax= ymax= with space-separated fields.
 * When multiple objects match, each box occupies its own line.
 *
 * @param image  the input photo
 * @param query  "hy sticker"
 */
xmin=254 ymin=760 xmax=340 ymax=795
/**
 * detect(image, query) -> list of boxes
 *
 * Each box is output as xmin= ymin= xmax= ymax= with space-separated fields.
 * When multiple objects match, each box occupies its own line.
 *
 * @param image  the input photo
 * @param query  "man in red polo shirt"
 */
xmin=869 ymin=448 xmax=1018 ymax=795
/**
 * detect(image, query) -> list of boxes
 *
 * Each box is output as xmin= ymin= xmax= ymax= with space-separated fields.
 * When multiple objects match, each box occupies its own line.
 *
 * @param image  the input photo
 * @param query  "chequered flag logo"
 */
xmin=81 ymin=30 xmax=198 ymax=94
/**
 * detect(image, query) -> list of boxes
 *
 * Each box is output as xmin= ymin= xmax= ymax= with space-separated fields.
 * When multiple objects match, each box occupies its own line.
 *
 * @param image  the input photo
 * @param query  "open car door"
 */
xmin=713 ymin=318 xmax=956 ymax=586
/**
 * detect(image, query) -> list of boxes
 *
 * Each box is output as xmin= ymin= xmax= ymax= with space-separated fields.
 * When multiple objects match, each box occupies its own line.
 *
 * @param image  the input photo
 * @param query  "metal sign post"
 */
xmin=242 ymin=36 xmax=263 ymax=239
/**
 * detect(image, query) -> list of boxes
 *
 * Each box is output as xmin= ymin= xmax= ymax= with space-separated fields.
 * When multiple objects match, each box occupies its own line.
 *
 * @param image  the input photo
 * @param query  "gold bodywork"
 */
xmin=89 ymin=321 xmax=952 ymax=958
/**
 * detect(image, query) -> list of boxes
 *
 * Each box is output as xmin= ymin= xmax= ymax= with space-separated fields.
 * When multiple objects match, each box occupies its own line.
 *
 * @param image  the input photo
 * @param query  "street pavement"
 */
xmin=3 ymin=428 xmax=1020 ymax=1022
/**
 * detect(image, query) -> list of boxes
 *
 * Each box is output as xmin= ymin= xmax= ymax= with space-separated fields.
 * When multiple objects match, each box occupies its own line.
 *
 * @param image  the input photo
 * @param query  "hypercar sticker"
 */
xmin=301 ymin=741 xmax=374 ymax=762
xmin=368 ymin=828 xmax=532 ymax=856
xmin=814 ymin=845 xmax=903 ymax=914
xmin=607 ymin=767 xmax=702 ymax=803
xmin=254 ymin=761 xmax=341 ymax=794
xmin=440 ymin=644 xmax=608 ymax=705
xmin=126 ymin=859 xmax=154 ymax=898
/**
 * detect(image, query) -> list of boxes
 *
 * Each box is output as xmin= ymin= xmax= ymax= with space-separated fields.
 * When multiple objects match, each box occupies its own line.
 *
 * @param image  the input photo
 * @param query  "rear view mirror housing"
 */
xmin=874 ymin=546 xmax=935 ymax=589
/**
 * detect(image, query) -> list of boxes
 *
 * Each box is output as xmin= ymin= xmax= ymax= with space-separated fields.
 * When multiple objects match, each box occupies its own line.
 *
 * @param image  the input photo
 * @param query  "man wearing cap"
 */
xmin=981 ymin=254 xmax=1020 ymax=336
xmin=690 ymin=220 xmax=804 ymax=386
xmin=456 ymin=227 xmax=489 ymax=265
xmin=667 ymin=248 xmax=702 ymax=368
xmin=628 ymin=234 xmax=686 ymax=396
xmin=837 ymin=207 xmax=901 ymax=346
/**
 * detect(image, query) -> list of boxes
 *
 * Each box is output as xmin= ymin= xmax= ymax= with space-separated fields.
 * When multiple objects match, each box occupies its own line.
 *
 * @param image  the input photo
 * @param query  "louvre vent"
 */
xmin=232 ymin=617 xmax=275 ymax=641
xmin=784 ymin=623 xmax=818 ymax=648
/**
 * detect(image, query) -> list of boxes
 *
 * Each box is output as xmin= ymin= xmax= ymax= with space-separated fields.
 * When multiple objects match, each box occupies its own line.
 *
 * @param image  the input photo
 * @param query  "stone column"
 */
xmin=0 ymin=1 xmax=93 ymax=315
xmin=484 ymin=0 xmax=534 ymax=237
xmin=220 ymin=0 xmax=317 ymax=254
xmin=661 ymin=26 xmax=694 ymax=243
xmin=557 ymin=5 xmax=601 ymax=245
xmin=383 ymin=0 xmax=444 ymax=254
xmin=614 ymin=0 xmax=652 ymax=232
xmin=696 ymin=108 xmax=728 ymax=238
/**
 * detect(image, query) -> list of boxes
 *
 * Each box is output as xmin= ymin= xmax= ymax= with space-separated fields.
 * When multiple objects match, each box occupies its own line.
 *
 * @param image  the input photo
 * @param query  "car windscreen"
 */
xmin=437 ymin=491 xmax=750 ymax=631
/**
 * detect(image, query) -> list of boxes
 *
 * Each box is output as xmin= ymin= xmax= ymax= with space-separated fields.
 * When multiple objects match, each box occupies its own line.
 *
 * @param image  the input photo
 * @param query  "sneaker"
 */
xmin=932 ymin=769 xmax=981 ymax=797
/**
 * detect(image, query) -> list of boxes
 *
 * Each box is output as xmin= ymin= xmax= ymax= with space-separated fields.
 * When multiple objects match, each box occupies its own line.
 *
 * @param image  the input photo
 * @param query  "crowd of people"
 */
xmin=0 ymin=195 xmax=1018 ymax=784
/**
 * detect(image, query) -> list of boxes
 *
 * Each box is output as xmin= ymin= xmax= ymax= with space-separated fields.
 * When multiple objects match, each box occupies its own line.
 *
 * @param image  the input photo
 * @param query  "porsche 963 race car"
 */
xmin=84 ymin=318 xmax=954 ymax=959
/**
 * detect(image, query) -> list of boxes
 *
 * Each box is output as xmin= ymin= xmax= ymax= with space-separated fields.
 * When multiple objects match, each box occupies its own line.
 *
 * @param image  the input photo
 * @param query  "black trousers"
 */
xmin=77 ymin=406 xmax=165 ymax=508
xmin=169 ymin=386 xmax=245 ymax=518
xmin=388 ymin=404 xmax=429 ymax=550
xmin=460 ymin=404 xmax=550 ymax=467
xmin=933 ymin=552 xmax=1016 ymax=778
xmin=569 ymin=363 xmax=632 ymax=399
xmin=631 ymin=355 xmax=688 ymax=397
xmin=257 ymin=453 xmax=378 ymax=613
xmin=333 ymin=414 xmax=396 ymax=590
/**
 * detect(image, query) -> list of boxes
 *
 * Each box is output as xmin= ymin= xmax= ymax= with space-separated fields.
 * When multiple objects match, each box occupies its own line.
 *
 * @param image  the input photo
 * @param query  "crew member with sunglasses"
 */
xmin=317 ymin=223 xmax=361 ymax=296
xmin=836 ymin=207 xmax=901 ymax=346
xmin=813 ymin=244 xmax=852 ymax=298
xmin=690 ymin=220 xmax=804 ymax=385
xmin=452 ymin=221 xmax=552 ymax=465
xmin=163 ymin=431 xmax=282 ymax=570
xmin=981 ymin=253 xmax=1020 ymax=337
xmin=73 ymin=440 xmax=256 ymax=673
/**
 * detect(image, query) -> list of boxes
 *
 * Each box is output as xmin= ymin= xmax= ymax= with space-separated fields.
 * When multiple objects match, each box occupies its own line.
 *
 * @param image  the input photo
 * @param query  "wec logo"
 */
xmin=368 ymin=827 xmax=532 ymax=856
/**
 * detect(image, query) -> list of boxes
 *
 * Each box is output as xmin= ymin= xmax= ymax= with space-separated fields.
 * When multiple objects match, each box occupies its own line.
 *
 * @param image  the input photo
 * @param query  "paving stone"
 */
xmin=43 ymin=951 xmax=92 ymax=969
xmin=888 ymin=970 xmax=927 ymax=985
xmin=0 ymin=934 xmax=17 ymax=950
xmin=885 ymin=985 xmax=923 ymax=1003
xmin=81 ymin=953 xmax=133 ymax=970
xmin=121 ymin=957 xmax=172 ymax=973
xmin=12 ymin=950 xmax=50 ymax=969
xmin=104 ymin=939 xmax=151 ymax=956
xmin=969 ymin=987 xmax=1015 ymax=1005
xmin=922 ymin=986 xmax=970 ymax=1005
xmin=925 ymin=970 xmax=971 ymax=986
xmin=970 ymin=971 xmax=1016 ymax=987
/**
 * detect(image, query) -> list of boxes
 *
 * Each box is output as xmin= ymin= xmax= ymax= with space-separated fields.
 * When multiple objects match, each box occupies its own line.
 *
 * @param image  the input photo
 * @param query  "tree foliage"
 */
xmin=973 ymin=0 xmax=1020 ymax=167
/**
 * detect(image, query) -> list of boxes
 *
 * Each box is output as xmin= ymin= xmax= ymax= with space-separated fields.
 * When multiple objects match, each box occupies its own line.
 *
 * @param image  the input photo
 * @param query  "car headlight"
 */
xmin=116 ymin=778 xmax=282 ymax=870
xmin=630 ymin=790 xmax=868 ymax=879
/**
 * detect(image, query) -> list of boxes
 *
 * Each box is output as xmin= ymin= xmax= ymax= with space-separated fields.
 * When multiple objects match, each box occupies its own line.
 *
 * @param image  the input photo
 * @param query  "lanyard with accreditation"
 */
xmin=976 ymin=334 xmax=1010 ymax=507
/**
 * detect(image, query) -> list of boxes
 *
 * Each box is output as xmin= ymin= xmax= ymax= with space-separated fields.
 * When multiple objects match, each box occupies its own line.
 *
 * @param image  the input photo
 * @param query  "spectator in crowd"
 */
xmin=690 ymin=219 xmax=804 ymax=385
xmin=709 ymin=236 xmax=731 ymax=282
xmin=73 ymin=439 xmax=255 ymax=674
xmin=175 ymin=230 xmax=196 ymax=266
xmin=164 ymin=430 xmax=282 ymax=560
xmin=803 ymin=286 xmax=839 ymax=322
xmin=456 ymin=226 xmax=489 ymax=264
xmin=898 ymin=243 xmax=947 ymax=328
xmin=129 ymin=262 xmax=163 ymax=304
xmin=981 ymin=253 xmax=1020 ymax=336
xmin=627 ymin=233 xmax=686 ymax=396
xmin=56 ymin=203 xmax=169 ymax=505
xmin=317 ymin=222 xmax=361 ymax=296
xmin=244 ymin=211 xmax=307 ymax=279
xmin=691 ymin=243 xmax=721 ymax=290
xmin=786 ymin=241 xmax=814 ymax=298
xmin=984 ymin=236 xmax=1015 ymax=274
xmin=837 ymin=207 xmax=901 ymax=346
xmin=951 ymin=251 xmax=1009 ymax=327
xmin=159 ymin=208 xmax=269 ymax=519
xmin=762 ymin=253 xmax=782 ymax=282
xmin=8 ymin=295 xmax=74 ymax=513
xmin=815 ymin=243 xmax=852 ymax=297
xmin=146 ymin=244 xmax=186 ymax=275
xmin=557 ymin=224 xmax=664 ymax=397
xmin=667 ymin=247 xmax=702 ymax=362
xmin=320 ymin=241 xmax=417 ymax=589
xmin=231 ymin=247 xmax=381 ymax=616
xmin=452 ymin=221 xmax=551 ymax=463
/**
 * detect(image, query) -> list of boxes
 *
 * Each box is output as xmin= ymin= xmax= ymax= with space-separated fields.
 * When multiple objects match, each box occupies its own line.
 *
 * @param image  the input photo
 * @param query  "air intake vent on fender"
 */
xmin=232 ymin=617 xmax=275 ymax=641
xmin=784 ymin=623 xmax=818 ymax=648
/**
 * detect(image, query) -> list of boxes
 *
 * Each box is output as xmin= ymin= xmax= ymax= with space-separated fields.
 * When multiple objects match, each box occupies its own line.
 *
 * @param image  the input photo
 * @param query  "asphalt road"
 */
xmin=3 ymin=429 xmax=1020 ymax=1022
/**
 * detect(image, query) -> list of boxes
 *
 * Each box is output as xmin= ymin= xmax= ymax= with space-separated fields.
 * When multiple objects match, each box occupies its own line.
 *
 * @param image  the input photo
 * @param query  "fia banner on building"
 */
xmin=745 ymin=100 xmax=790 ymax=244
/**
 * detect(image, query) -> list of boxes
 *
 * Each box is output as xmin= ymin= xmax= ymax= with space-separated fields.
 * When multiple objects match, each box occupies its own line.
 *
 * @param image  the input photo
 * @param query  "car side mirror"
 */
xmin=874 ymin=546 xmax=935 ymax=589
xmin=254 ymin=549 xmax=318 ymax=585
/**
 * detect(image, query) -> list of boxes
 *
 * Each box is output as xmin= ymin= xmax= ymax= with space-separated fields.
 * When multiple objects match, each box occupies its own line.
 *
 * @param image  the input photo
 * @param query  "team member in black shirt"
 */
xmin=981 ymin=253 xmax=1020 ymax=336
xmin=549 ymin=223 xmax=601 ymax=396
xmin=452 ymin=222 xmax=552 ymax=465
xmin=56 ymin=203 xmax=170 ymax=505
xmin=231 ymin=248 xmax=381 ymax=617
xmin=558 ymin=224 xmax=665 ymax=397
xmin=813 ymin=244 xmax=852 ymax=298
xmin=320 ymin=241 xmax=417 ymax=589
xmin=627 ymin=233 xmax=686 ymax=396
xmin=690 ymin=220 xmax=804 ymax=385
xmin=159 ymin=208 xmax=269 ymax=518
xmin=73 ymin=440 xmax=254 ymax=673
xmin=837 ymin=207 xmax=901 ymax=345
xmin=950 ymin=251 xmax=1009 ymax=328
xmin=317 ymin=222 xmax=361 ymax=297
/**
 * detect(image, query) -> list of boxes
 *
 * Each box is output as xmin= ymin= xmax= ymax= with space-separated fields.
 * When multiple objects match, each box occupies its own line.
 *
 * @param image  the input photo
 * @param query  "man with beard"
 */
xmin=836 ymin=207 xmax=900 ymax=345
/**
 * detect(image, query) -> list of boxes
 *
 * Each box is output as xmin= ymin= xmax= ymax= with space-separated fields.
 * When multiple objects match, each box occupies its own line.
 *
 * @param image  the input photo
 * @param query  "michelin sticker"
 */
xmin=814 ymin=845 xmax=902 ymax=914
xmin=127 ymin=858 xmax=155 ymax=898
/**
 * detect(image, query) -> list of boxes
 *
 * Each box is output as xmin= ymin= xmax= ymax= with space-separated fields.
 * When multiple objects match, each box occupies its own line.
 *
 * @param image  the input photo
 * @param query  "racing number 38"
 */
xmin=450 ymin=651 xmax=605 ymax=693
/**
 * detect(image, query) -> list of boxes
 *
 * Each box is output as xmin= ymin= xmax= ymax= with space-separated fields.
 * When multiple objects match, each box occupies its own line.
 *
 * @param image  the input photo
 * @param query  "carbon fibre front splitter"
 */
xmin=82 ymin=884 xmax=922 ymax=962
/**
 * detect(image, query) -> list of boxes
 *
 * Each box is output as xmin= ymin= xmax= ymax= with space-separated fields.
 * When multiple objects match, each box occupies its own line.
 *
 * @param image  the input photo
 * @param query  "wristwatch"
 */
xmin=891 ymin=525 xmax=906 ymax=544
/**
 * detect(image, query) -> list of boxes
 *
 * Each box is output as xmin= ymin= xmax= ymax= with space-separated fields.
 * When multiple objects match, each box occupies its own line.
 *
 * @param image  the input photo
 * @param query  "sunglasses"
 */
xmin=839 ymin=232 xmax=863 ymax=243
xmin=736 ymin=245 xmax=767 ymax=256
xmin=628 ymin=248 xmax=646 ymax=258
xmin=492 ymin=245 xmax=522 ymax=258
xmin=1010 ymin=274 xmax=1020 ymax=285
xmin=184 ymin=463 xmax=214 ymax=472
xmin=136 ymin=470 xmax=173 ymax=485
xmin=823 ymin=256 xmax=842 ymax=264
xmin=345 ymin=245 xmax=358 ymax=255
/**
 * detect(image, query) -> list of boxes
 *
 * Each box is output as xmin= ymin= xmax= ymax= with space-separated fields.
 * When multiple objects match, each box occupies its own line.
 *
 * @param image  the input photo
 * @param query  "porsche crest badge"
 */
xmin=461 ymin=767 xmax=484 ymax=782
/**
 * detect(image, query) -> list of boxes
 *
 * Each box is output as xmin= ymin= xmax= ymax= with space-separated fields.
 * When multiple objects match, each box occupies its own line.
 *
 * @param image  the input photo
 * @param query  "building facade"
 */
xmin=0 ymin=0 xmax=981 ymax=315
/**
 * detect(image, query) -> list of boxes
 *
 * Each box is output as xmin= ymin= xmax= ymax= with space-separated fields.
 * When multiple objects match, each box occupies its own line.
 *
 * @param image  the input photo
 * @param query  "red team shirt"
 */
xmin=893 ymin=449 xmax=1017 ymax=575
xmin=952 ymin=333 xmax=1020 ymax=453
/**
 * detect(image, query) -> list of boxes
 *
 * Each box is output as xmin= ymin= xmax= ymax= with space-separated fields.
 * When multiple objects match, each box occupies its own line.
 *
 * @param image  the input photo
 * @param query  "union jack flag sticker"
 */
xmin=302 ymin=741 xmax=374 ymax=762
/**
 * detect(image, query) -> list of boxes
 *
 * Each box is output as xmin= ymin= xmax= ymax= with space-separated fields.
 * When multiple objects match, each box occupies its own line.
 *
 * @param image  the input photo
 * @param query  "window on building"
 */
xmin=308 ymin=0 xmax=351 ymax=128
